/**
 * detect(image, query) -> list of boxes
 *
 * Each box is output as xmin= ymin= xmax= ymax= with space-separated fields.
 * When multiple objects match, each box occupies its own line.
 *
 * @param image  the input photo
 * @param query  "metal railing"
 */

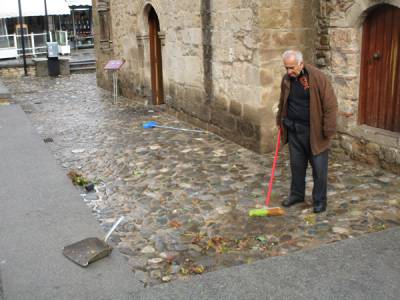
xmin=0 ymin=31 xmax=69 ymax=59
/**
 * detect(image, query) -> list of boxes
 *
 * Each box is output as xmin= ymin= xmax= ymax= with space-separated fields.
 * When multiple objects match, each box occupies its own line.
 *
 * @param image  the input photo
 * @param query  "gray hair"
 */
xmin=282 ymin=50 xmax=303 ymax=65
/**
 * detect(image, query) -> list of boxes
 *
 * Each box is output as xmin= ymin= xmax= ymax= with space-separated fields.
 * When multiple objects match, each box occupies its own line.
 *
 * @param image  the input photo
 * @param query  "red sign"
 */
xmin=104 ymin=60 xmax=125 ymax=70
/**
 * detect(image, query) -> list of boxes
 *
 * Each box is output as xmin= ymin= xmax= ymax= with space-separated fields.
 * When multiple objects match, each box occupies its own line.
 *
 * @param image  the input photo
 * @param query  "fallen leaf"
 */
xmin=256 ymin=236 xmax=267 ymax=243
xmin=67 ymin=170 xmax=90 ymax=186
xmin=190 ymin=265 xmax=205 ymax=274
xmin=169 ymin=220 xmax=182 ymax=228
xmin=180 ymin=267 xmax=189 ymax=275
xmin=237 ymin=239 xmax=250 ymax=250
xmin=211 ymin=236 xmax=224 ymax=246
xmin=191 ymin=235 xmax=202 ymax=245
xmin=304 ymin=214 xmax=316 ymax=225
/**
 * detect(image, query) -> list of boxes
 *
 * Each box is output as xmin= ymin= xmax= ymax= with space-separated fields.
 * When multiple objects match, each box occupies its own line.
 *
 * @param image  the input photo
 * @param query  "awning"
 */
xmin=0 ymin=0 xmax=71 ymax=19
xmin=66 ymin=0 xmax=92 ymax=6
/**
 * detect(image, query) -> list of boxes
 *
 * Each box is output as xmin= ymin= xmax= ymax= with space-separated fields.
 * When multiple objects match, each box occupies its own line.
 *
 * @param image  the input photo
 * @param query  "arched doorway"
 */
xmin=148 ymin=7 xmax=164 ymax=105
xmin=359 ymin=4 xmax=400 ymax=132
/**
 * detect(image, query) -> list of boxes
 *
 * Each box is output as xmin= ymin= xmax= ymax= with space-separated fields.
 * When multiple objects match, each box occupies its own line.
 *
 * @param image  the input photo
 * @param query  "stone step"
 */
xmin=70 ymin=65 xmax=96 ymax=74
xmin=70 ymin=59 xmax=96 ymax=73
xmin=70 ymin=60 xmax=96 ymax=66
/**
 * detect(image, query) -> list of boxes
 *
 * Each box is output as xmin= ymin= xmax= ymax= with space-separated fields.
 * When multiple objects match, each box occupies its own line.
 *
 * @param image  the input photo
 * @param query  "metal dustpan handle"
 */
xmin=104 ymin=216 xmax=124 ymax=242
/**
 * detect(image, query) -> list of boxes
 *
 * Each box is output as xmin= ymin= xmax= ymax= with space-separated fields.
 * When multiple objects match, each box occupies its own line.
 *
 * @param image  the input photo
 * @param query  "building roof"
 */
xmin=0 ymin=0 xmax=71 ymax=19
xmin=66 ymin=0 xmax=92 ymax=6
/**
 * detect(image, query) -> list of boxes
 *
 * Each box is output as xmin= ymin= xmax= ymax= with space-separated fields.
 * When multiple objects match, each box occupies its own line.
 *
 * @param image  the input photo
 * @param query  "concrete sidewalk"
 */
xmin=0 ymin=105 xmax=143 ymax=300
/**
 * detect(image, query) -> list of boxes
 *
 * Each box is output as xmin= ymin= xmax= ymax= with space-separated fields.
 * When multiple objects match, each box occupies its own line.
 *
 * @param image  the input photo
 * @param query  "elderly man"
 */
xmin=276 ymin=50 xmax=338 ymax=213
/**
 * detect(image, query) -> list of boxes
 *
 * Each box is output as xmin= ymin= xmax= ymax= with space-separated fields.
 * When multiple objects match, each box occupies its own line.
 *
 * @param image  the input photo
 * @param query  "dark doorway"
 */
xmin=148 ymin=7 xmax=164 ymax=105
xmin=359 ymin=4 xmax=400 ymax=132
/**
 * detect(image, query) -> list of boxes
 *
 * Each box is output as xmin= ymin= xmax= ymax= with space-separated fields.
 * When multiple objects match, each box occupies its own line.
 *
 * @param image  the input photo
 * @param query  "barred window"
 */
xmin=97 ymin=0 xmax=112 ymax=48
xmin=99 ymin=10 xmax=110 ymax=41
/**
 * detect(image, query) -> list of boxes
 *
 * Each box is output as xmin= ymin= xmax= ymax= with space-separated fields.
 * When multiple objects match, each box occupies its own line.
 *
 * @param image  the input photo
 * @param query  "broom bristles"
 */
xmin=248 ymin=207 xmax=285 ymax=217
xmin=266 ymin=207 xmax=285 ymax=216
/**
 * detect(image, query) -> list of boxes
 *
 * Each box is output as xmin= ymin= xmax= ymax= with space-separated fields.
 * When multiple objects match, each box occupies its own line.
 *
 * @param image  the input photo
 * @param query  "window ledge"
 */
xmin=342 ymin=124 xmax=400 ymax=148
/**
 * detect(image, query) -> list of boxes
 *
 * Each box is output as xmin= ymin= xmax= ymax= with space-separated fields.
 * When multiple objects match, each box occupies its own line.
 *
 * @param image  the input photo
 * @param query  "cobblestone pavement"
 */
xmin=4 ymin=74 xmax=400 ymax=286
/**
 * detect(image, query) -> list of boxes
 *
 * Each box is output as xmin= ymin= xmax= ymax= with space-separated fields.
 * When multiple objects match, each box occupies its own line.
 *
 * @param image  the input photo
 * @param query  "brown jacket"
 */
xmin=276 ymin=63 xmax=338 ymax=155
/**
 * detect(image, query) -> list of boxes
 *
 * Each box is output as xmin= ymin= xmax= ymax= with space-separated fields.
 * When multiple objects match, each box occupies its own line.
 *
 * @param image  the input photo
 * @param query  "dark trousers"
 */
xmin=288 ymin=124 xmax=328 ymax=206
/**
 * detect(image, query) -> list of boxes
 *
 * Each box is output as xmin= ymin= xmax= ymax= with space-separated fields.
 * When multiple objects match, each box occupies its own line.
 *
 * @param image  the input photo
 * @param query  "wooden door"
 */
xmin=359 ymin=4 xmax=400 ymax=132
xmin=148 ymin=8 xmax=164 ymax=105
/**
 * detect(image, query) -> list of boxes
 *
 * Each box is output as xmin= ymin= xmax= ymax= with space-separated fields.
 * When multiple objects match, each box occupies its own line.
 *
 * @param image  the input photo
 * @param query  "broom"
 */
xmin=249 ymin=128 xmax=285 ymax=217
xmin=143 ymin=121 xmax=204 ymax=133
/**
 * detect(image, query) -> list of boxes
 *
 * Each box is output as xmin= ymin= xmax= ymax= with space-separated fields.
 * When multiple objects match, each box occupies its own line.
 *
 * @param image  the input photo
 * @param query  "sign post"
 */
xmin=104 ymin=60 xmax=125 ymax=104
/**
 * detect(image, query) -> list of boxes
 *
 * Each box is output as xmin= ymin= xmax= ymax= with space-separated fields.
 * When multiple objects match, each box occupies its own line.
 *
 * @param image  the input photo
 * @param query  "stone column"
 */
xmin=136 ymin=33 xmax=152 ymax=101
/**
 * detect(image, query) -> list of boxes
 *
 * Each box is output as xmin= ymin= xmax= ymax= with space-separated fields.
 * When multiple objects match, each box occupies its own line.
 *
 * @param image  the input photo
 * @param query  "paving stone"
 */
xmin=141 ymin=246 xmax=156 ymax=254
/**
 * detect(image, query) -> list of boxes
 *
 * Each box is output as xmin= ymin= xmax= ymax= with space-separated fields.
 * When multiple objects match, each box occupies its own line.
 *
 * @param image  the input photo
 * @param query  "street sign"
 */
xmin=104 ymin=60 xmax=125 ymax=104
xmin=104 ymin=60 xmax=125 ymax=70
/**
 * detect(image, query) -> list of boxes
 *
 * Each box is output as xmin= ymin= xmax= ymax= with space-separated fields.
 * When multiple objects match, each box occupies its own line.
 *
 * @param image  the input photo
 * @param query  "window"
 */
xmin=97 ymin=0 xmax=112 ymax=49
xmin=99 ymin=10 xmax=110 ymax=41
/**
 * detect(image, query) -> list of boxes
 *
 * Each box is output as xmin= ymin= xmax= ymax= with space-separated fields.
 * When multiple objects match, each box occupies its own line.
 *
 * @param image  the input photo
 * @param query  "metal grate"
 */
xmin=43 ymin=137 xmax=54 ymax=143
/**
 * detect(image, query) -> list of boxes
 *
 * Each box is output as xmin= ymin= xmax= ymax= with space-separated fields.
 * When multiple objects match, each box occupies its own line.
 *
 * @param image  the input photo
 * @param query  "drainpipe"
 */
xmin=17 ymin=0 xmax=28 ymax=76
xmin=44 ymin=0 xmax=50 ymax=42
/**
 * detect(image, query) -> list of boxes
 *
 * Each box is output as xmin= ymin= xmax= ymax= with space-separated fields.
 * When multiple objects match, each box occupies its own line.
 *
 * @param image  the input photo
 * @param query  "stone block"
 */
xmin=338 ymin=99 xmax=356 ymax=116
xmin=229 ymin=100 xmax=242 ymax=116
xmin=182 ymin=28 xmax=202 ymax=45
xmin=59 ymin=58 xmax=71 ymax=76
xmin=0 ymin=66 xmax=35 ymax=78
xmin=320 ymin=35 xmax=329 ymax=46
xmin=260 ymin=69 xmax=274 ymax=85
xmin=183 ymin=56 xmax=202 ymax=84
xmin=262 ymin=88 xmax=281 ymax=107
xmin=213 ymin=96 xmax=228 ymax=111
xmin=271 ymin=31 xmax=298 ymax=48
xmin=289 ymin=2 xmax=316 ymax=28
xmin=0 ymin=80 xmax=11 ymax=99
xmin=339 ymin=134 xmax=353 ymax=152
xmin=237 ymin=119 xmax=254 ymax=137
xmin=34 ymin=58 xmax=70 ymax=77
xmin=243 ymin=104 xmax=261 ymax=125
xmin=259 ymin=49 xmax=285 ymax=63
xmin=259 ymin=8 xmax=289 ymax=28
xmin=331 ymin=52 xmax=359 ymax=75
xmin=234 ymin=46 xmax=254 ymax=62
xmin=382 ymin=147 xmax=400 ymax=164
xmin=330 ymin=28 xmax=359 ymax=49
xmin=238 ymin=85 xmax=262 ymax=106
xmin=234 ymin=9 xmax=254 ymax=31
xmin=34 ymin=58 xmax=49 ymax=77
xmin=192 ymin=105 xmax=211 ymax=123
xmin=180 ymin=88 xmax=210 ymax=122
xmin=365 ymin=142 xmax=380 ymax=155
xmin=260 ymin=0 xmax=272 ymax=8
xmin=211 ymin=109 xmax=236 ymax=131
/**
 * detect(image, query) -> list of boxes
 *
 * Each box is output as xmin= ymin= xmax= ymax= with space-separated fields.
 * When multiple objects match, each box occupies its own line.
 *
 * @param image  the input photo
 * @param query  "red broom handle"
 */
xmin=265 ymin=128 xmax=281 ymax=207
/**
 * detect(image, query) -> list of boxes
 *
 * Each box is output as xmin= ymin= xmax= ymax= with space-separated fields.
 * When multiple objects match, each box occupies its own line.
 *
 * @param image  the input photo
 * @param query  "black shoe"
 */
xmin=282 ymin=197 xmax=304 ymax=207
xmin=313 ymin=202 xmax=327 ymax=213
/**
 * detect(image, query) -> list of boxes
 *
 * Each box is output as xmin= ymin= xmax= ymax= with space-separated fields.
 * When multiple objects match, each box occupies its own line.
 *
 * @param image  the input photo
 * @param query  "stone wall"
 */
xmin=0 ymin=66 xmax=35 ymax=78
xmin=318 ymin=0 xmax=400 ymax=174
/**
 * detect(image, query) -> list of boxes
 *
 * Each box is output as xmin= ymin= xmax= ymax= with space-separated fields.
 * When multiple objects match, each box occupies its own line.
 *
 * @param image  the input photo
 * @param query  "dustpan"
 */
xmin=63 ymin=216 xmax=124 ymax=267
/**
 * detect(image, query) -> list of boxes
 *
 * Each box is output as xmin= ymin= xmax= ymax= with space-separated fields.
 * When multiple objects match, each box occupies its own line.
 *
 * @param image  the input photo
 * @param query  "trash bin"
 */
xmin=47 ymin=42 xmax=60 ymax=76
